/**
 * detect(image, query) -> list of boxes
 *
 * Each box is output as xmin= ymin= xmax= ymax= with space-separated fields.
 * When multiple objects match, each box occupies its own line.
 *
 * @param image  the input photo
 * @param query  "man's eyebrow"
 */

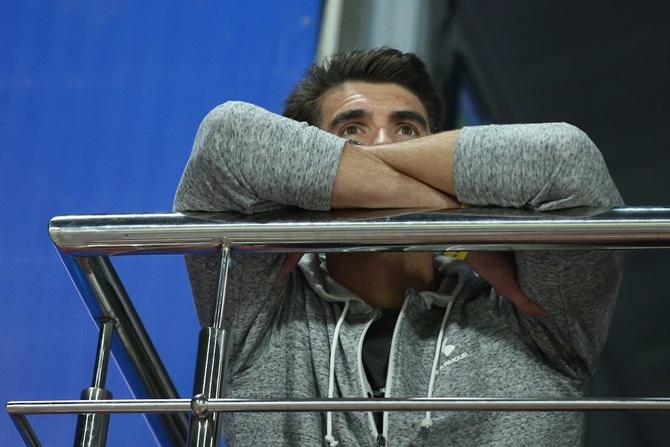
xmin=328 ymin=109 xmax=370 ymax=130
xmin=391 ymin=110 xmax=429 ymax=131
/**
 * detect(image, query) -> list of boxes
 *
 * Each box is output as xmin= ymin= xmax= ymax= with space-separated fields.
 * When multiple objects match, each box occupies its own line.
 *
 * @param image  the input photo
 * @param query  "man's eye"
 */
xmin=343 ymin=126 xmax=360 ymax=135
xmin=399 ymin=126 xmax=417 ymax=136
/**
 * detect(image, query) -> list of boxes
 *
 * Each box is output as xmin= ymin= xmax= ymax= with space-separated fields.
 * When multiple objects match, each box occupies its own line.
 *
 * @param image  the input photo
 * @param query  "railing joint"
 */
xmin=190 ymin=394 xmax=209 ymax=419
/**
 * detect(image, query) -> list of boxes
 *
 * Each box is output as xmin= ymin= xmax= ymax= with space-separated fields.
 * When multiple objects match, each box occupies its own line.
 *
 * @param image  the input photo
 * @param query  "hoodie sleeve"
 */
xmin=173 ymin=101 xmax=346 ymax=328
xmin=454 ymin=122 xmax=624 ymax=379
xmin=174 ymin=101 xmax=345 ymax=214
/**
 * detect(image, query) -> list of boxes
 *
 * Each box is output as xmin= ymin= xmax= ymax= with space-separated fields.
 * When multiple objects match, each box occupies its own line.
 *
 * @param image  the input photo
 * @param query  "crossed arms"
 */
xmin=174 ymin=101 xmax=624 ymax=378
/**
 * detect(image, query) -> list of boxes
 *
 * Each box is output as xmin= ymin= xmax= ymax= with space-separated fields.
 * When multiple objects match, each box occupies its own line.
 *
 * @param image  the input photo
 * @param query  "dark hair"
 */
xmin=283 ymin=48 xmax=444 ymax=133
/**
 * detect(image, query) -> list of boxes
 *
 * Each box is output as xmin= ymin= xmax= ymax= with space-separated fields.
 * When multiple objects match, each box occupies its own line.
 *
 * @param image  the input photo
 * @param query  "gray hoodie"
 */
xmin=174 ymin=101 xmax=624 ymax=446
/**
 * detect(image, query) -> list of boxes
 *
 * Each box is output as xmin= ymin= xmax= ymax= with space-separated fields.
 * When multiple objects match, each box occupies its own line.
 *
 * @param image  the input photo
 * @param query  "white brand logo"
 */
xmin=441 ymin=344 xmax=455 ymax=357
xmin=439 ymin=343 xmax=469 ymax=370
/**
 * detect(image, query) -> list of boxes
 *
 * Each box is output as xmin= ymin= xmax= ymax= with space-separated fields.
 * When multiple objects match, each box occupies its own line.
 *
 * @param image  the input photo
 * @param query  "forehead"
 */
xmin=318 ymin=81 xmax=427 ymax=128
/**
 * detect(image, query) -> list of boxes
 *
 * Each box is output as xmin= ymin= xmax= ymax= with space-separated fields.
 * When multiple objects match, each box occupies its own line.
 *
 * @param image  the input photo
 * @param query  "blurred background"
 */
xmin=1 ymin=0 xmax=669 ymax=445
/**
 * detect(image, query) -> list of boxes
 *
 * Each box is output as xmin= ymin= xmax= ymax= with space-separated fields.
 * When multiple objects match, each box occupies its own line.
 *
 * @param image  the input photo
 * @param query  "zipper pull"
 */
xmin=376 ymin=433 xmax=386 ymax=447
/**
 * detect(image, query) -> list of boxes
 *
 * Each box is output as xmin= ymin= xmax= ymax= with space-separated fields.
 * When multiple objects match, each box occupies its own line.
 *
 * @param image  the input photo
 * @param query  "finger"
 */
xmin=465 ymin=252 xmax=547 ymax=316
xmin=272 ymin=253 xmax=304 ymax=288
xmin=500 ymin=287 xmax=548 ymax=316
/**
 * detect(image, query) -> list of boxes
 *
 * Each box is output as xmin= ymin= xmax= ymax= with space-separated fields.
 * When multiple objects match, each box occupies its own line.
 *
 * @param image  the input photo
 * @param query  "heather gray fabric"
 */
xmin=174 ymin=101 xmax=624 ymax=446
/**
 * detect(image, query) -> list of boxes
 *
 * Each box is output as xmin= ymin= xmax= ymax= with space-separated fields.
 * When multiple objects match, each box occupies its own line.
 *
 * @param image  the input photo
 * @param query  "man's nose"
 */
xmin=372 ymin=128 xmax=393 ymax=145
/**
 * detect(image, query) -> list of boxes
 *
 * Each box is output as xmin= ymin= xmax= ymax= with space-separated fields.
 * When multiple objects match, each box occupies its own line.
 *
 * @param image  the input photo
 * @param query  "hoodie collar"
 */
xmin=299 ymin=253 xmax=473 ymax=310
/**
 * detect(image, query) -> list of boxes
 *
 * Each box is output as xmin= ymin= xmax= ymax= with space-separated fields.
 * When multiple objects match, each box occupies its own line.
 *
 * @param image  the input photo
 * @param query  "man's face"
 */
xmin=318 ymin=81 xmax=430 ymax=145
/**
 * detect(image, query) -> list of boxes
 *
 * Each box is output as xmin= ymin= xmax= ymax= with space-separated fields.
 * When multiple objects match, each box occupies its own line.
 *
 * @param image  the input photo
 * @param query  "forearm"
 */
xmin=175 ymin=101 xmax=460 ymax=214
xmin=364 ymin=130 xmax=460 ymax=197
xmin=331 ymin=143 xmax=459 ymax=209
xmin=366 ymin=123 xmax=623 ymax=209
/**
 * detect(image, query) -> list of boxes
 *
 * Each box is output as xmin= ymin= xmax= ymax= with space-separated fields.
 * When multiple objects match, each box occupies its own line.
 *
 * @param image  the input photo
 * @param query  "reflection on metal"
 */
xmin=48 ymin=208 xmax=670 ymax=255
xmin=74 ymin=320 xmax=115 ymax=447
xmin=213 ymin=247 xmax=232 ymax=330
xmin=8 ymin=397 xmax=670 ymax=414
xmin=7 ymin=207 xmax=670 ymax=446
xmin=187 ymin=247 xmax=233 ymax=447
xmin=187 ymin=329 xmax=231 ymax=447
xmin=92 ymin=321 xmax=115 ymax=390
xmin=73 ymin=387 xmax=112 ymax=447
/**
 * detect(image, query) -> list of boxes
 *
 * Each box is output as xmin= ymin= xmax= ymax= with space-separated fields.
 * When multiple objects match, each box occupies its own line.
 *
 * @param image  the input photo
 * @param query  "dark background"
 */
xmin=429 ymin=1 xmax=670 ymax=445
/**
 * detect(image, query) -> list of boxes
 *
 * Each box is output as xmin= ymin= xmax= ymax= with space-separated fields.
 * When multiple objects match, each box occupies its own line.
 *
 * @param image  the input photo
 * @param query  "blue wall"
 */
xmin=0 ymin=1 xmax=321 ymax=445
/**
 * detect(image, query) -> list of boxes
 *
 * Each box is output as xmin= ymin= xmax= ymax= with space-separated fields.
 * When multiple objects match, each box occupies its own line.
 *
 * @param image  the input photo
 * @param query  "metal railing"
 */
xmin=7 ymin=206 xmax=670 ymax=446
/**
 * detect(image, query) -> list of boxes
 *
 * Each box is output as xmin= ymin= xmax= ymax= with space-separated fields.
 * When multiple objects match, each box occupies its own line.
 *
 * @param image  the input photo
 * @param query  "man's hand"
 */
xmin=465 ymin=252 xmax=547 ymax=316
xmin=273 ymin=253 xmax=305 ymax=289
xmin=274 ymin=251 xmax=547 ymax=316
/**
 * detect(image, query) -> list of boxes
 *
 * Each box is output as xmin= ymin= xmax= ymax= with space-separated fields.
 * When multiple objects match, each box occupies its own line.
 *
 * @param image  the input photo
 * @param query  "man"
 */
xmin=174 ymin=48 xmax=623 ymax=446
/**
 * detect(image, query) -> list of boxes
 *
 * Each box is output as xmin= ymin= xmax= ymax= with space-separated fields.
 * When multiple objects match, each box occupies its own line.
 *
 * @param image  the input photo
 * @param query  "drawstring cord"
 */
xmin=421 ymin=300 xmax=454 ymax=429
xmin=325 ymin=301 xmax=350 ymax=447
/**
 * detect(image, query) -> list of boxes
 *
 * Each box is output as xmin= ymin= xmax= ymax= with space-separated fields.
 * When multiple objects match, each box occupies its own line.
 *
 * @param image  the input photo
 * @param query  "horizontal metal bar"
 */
xmin=8 ymin=397 xmax=670 ymax=415
xmin=47 ymin=207 xmax=670 ymax=255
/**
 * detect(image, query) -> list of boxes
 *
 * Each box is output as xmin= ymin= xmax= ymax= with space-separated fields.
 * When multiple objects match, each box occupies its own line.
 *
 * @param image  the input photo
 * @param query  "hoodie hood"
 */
xmin=419 ymin=254 xmax=475 ymax=307
xmin=298 ymin=253 xmax=363 ymax=305
xmin=298 ymin=252 xmax=474 ymax=309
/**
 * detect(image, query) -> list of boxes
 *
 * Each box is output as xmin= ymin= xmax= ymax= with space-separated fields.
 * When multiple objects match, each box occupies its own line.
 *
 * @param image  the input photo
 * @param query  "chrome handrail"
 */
xmin=9 ymin=397 xmax=670 ymax=414
xmin=7 ymin=206 xmax=670 ymax=447
xmin=48 ymin=207 xmax=670 ymax=254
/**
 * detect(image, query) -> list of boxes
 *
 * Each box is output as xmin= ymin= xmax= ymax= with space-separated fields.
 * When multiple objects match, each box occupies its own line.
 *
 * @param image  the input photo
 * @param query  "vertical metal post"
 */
xmin=188 ymin=247 xmax=233 ymax=447
xmin=74 ymin=319 xmax=115 ymax=447
xmin=65 ymin=254 xmax=188 ymax=445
